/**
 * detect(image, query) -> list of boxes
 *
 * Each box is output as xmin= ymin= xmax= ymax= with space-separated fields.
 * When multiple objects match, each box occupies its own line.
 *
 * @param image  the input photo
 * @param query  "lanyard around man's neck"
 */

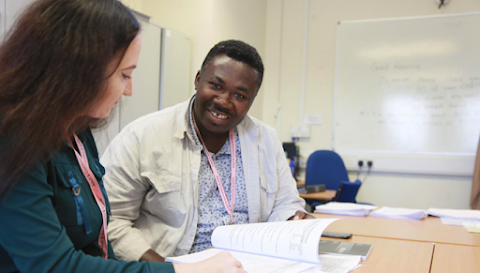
xmin=193 ymin=117 xmax=237 ymax=225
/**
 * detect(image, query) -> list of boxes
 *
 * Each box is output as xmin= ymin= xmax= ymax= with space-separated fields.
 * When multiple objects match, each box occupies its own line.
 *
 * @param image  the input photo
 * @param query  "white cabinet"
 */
xmin=93 ymin=11 xmax=192 ymax=157
xmin=0 ymin=1 xmax=5 ymax=42
xmin=120 ymin=15 xmax=162 ymax=129
xmin=160 ymin=28 xmax=191 ymax=109
xmin=1 ymin=0 xmax=35 ymax=42
xmin=5 ymin=0 xmax=33 ymax=30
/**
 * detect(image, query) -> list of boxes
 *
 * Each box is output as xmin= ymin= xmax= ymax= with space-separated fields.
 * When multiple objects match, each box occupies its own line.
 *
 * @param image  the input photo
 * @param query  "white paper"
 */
xmin=440 ymin=218 xmax=467 ymax=226
xmin=299 ymin=255 xmax=362 ymax=273
xmin=167 ymin=248 xmax=318 ymax=273
xmin=211 ymin=219 xmax=338 ymax=264
xmin=463 ymin=221 xmax=480 ymax=233
xmin=314 ymin=202 xmax=377 ymax=216
xmin=427 ymin=208 xmax=480 ymax=221
xmin=369 ymin=207 xmax=427 ymax=220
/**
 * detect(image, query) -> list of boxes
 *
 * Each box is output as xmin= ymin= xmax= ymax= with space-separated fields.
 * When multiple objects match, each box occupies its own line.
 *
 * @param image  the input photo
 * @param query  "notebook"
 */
xmin=319 ymin=240 xmax=373 ymax=261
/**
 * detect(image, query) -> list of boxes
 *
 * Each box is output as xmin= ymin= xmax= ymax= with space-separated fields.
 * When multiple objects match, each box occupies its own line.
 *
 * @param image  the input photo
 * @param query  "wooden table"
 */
xmin=300 ymin=190 xmax=336 ymax=201
xmin=313 ymin=214 xmax=480 ymax=247
xmin=430 ymin=244 xmax=480 ymax=273
xmin=325 ymin=235 xmax=434 ymax=273
xmin=296 ymin=181 xmax=336 ymax=201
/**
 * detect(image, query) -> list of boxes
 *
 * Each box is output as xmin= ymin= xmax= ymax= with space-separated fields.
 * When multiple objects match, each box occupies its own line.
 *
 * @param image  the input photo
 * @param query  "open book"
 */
xmin=166 ymin=219 xmax=361 ymax=273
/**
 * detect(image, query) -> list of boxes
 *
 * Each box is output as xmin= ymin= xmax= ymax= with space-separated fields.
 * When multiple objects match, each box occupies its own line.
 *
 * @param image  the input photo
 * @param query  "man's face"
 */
xmin=193 ymin=54 xmax=259 ymax=137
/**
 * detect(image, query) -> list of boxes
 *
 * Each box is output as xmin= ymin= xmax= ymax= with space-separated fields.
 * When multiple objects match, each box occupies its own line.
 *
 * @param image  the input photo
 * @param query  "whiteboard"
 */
xmin=333 ymin=13 xmax=480 ymax=176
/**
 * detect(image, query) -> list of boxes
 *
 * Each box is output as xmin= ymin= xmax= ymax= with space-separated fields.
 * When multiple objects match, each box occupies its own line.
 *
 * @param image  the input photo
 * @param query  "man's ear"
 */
xmin=194 ymin=71 xmax=201 ymax=90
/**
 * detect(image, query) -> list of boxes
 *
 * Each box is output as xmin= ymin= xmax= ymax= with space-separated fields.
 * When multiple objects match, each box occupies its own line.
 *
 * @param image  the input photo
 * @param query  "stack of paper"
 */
xmin=427 ymin=208 xmax=480 ymax=221
xmin=314 ymin=202 xmax=377 ymax=216
xmin=369 ymin=207 xmax=427 ymax=220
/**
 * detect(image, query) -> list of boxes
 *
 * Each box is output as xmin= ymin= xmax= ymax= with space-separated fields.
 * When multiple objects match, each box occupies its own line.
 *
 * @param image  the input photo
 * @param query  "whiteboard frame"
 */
xmin=332 ymin=12 xmax=480 ymax=176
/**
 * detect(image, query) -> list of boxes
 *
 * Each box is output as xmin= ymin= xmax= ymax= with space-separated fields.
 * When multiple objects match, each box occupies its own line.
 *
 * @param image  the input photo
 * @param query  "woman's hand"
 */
xmin=173 ymin=251 xmax=246 ymax=273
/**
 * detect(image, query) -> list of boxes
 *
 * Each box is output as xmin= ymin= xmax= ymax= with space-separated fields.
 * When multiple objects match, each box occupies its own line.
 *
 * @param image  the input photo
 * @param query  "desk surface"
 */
xmin=299 ymin=190 xmax=336 ymax=201
xmin=430 ymin=243 xmax=480 ymax=273
xmin=326 ymin=235 xmax=433 ymax=273
xmin=313 ymin=214 xmax=480 ymax=247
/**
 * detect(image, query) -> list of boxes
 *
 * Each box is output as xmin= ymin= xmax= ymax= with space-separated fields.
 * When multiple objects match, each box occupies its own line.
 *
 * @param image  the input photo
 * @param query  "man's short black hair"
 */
xmin=201 ymin=40 xmax=264 ymax=89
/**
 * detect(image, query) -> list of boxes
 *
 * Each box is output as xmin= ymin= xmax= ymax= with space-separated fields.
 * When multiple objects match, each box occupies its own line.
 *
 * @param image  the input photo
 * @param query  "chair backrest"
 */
xmin=305 ymin=150 xmax=349 ymax=190
xmin=333 ymin=180 xmax=362 ymax=202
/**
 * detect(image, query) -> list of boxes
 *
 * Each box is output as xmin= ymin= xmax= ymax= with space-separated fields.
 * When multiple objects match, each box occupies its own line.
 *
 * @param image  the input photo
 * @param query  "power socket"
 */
xmin=367 ymin=161 xmax=373 ymax=169
xmin=358 ymin=160 xmax=364 ymax=170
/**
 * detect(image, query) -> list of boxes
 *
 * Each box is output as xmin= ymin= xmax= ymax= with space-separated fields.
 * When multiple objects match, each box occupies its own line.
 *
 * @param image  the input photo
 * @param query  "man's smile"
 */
xmin=207 ymin=105 xmax=231 ymax=121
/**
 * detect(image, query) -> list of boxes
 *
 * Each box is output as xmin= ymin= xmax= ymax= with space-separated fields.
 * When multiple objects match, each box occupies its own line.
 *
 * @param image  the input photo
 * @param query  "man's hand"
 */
xmin=288 ymin=210 xmax=315 ymax=220
xmin=139 ymin=249 xmax=165 ymax=262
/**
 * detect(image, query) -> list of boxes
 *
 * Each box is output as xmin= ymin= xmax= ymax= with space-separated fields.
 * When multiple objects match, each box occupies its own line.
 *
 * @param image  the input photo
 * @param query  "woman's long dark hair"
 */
xmin=0 ymin=0 xmax=140 ymax=196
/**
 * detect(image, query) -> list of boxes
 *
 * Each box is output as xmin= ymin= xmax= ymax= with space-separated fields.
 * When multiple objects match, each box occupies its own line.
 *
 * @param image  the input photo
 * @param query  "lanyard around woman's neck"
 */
xmin=72 ymin=134 xmax=108 ymax=259
xmin=193 ymin=117 xmax=236 ymax=225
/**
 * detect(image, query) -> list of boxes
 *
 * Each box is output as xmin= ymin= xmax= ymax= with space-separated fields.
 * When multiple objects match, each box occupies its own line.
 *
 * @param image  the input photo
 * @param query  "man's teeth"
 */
xmin=210 ymin=110 xmax=228 ymax=119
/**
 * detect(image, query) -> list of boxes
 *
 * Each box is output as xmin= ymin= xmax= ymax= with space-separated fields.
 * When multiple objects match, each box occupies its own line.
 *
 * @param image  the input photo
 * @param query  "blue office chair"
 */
xmin=333 ymin=180 xmax=361 ymax=202
xmin=304 ymin=150 xmax=372 ymax=210
xmin=305 ymin=150 xmax=349 ymax=190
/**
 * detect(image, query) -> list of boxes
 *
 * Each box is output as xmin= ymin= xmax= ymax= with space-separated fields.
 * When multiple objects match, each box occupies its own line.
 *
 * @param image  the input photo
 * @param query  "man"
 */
xmin=101 ymin=40 xmax=312 ymax=263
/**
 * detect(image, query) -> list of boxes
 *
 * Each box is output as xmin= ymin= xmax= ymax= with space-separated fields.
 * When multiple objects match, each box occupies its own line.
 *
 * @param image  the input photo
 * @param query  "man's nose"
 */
xmin=214 ymin=91 xmax=233 ymax=107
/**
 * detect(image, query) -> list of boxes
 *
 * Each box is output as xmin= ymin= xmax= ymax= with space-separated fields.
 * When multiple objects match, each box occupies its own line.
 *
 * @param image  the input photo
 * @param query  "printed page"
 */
xmin=211 ymin=219 xmax=338 ymax=264
xmin=166 ymin=248 xmax=318 ymax=273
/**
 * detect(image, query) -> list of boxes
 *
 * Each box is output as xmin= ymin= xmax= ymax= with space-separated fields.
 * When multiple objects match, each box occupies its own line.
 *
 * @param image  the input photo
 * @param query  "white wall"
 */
xmin=124 ymin=0 xmax=480 ymax=209
xmin=264 ymin=0 xmax=480 ymax=209
xmin=133 ymin=0 xmax=267 ymax=119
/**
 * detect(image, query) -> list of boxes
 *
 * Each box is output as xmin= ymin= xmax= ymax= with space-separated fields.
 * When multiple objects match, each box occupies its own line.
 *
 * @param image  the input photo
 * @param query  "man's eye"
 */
xmin=209 ymin=82 xmax=221 ymax=89
xmin=235 ymin=93 xmax=245 ymax=99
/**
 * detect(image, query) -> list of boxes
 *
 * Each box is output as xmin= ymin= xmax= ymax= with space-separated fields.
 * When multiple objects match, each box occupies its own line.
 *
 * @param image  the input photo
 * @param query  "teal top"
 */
xmin=0 ymin=130 xmax=174 ymax=273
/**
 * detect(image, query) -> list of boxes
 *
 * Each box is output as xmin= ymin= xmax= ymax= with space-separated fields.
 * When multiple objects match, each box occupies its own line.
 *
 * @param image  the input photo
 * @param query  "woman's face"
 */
xmin=88 ymin=34 xmax=142 ymax=118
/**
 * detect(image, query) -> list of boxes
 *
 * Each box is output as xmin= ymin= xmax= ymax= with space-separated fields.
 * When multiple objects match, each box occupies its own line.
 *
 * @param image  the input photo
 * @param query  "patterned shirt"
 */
xmin=188 ymin=96 xmax=249 ymax=253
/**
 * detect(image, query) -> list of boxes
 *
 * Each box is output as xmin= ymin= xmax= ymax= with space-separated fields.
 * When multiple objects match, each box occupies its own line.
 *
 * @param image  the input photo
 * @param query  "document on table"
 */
xmin=314 ymin=202 xmax=377 ymax=216
xmin=463 ymin=221 xmax=480 ymax=233
xmin=440 ymin=218 xmax=480 ymax=226
xmin=427 ymin=208 xmax=480 ymax=221
xmin=369 ymin=207 xmax=427 ymax=220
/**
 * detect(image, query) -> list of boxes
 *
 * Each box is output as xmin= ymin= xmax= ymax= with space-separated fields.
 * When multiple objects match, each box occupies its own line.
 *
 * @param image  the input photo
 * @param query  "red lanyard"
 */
xmin=72 ymin=134 xmax=108 ymax=259
xmin=193 ymin=119 xmax=236 ymax=225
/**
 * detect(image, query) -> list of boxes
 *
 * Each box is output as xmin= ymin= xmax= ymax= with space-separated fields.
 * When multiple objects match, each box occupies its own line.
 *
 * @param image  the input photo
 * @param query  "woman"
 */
xmin=0 ymin=0 xmax=244 ymax=272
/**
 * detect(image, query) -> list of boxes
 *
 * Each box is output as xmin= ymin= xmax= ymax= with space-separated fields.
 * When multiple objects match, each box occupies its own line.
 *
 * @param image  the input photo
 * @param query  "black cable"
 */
xmin=438 ymin=0 xmax=444 ymax=9
xmin=362 ymin=161 xmax=373 ymax=183
xmin=362 ymin=168 xmax=371 ymax=184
